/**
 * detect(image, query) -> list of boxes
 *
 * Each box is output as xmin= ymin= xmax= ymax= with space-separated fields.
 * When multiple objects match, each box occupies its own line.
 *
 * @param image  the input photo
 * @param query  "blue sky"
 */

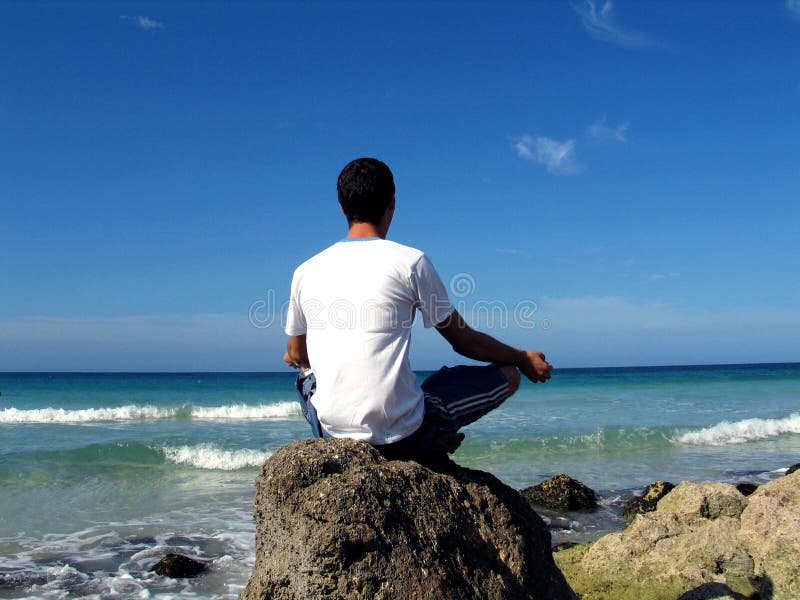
xmin=2 ymin=1 xmax=799 ymax=371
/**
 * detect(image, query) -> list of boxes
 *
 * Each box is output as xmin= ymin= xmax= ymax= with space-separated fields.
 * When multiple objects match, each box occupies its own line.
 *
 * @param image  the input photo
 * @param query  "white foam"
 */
xmin=676 ymin=412 xmax=800 ymax=446
xmin=161 ymin=444 xmax=272 ymax=470
xmin=0 ymin=402 xmax=300 ymax=424
xmin=598 ymin=495 xmax=623 ymax=506
xmin=0 ymin=405 xmax=176 ymax=423
xmin=191 ymin=402 xmax=299 ymax=420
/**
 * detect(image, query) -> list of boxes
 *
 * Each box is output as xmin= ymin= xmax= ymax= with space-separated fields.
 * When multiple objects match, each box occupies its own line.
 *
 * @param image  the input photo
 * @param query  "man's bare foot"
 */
xmin=433 ymin=432 xmax=465 ymax=454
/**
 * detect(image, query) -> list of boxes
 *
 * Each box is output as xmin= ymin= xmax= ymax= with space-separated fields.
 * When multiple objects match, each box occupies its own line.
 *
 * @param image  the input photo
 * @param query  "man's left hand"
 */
xmin=518 ymin=350 xmax=553 ymax=383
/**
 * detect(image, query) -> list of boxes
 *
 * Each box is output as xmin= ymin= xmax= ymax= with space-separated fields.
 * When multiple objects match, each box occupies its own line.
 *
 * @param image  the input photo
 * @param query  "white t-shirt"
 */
xmin=285 ymin=238 xmax=454 ymax=444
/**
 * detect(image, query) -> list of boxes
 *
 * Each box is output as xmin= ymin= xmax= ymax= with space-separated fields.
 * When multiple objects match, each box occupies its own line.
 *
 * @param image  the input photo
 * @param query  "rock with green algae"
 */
xmin=554 ymin=473 xmax=800 ymax=600
xmin=622 ymin=480 xmax=674 ymax=522
xmin=239 ymin=438 xmax=577 ymax=600
xmin=520 ymin=474 xmax=597 ymax=511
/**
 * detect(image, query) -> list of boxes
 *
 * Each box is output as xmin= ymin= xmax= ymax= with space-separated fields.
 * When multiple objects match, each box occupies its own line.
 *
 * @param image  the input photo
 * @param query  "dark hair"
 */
xmin=337 ymin=157 xmax=395 ymax=225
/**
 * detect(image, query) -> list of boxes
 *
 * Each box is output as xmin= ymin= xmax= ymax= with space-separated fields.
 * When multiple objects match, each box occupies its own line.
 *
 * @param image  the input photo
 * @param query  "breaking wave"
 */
xmin=676 ymin=413 xmax=800 ymax=446
xmin=162 ymin=444 xmax=271 ymax=470
xmin=0 ymin=402 xmax=300 ymax=424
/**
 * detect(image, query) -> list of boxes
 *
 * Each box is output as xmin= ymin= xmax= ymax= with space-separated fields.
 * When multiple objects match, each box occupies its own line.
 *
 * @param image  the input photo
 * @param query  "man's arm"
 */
xmin=285 ymin=334 xmax=310 ymax=369
xmin=435 ymin=310 xmax=552 ymax=383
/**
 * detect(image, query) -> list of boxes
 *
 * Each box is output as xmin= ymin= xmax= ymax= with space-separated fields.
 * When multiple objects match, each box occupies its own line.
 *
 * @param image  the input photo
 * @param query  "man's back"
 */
xmin=286 ymin=237 xmax=452 ymax=444
xmin=284 ymin=157 xmax=551 ymax=458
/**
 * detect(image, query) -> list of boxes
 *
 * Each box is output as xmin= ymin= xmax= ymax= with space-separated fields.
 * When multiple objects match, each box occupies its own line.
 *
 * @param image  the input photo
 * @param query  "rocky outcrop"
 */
xmin=240 ymin=438 xmax=577 ymax=600
xmin=149 ymin=553 xmax=207 ymax=578
xmin=656 ymin=480 xmax=747 ymax=519
xmin=555 ymin=472 xmax=800 ymax=599
xmin=739 ymin=469 xmax=800 ymax=598
xmin=622 ymin=480 xmax=674 ymax=522
xmin=520 ymin=474 xmax=597 ymax=511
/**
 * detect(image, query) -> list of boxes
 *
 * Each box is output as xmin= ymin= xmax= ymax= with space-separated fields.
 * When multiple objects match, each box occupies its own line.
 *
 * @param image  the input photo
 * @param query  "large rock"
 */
xmin=240 ymin=438 xmax=576 ymax=600
xmin=739 ymin=470 xmax=800 ymax=598
xmin=520 ymin=474 xmax=597 ymax=511
xmin=656 ymin=480 xmax=747 ymax=520
xmin=555 ymin=474 xmax=800 ymax=599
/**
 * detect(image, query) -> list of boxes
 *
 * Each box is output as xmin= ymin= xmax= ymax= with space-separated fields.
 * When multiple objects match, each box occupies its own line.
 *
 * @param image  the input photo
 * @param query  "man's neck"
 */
xmin=346 ymin=222 xmax=385 ymax=239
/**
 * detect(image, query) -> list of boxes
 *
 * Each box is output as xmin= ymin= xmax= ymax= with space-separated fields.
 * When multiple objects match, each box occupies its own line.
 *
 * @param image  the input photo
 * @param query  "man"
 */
xmin=284 ymin=157 xmax=552 ymax=460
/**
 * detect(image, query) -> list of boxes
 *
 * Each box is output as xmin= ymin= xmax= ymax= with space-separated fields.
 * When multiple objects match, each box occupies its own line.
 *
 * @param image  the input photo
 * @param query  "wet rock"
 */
xmin=520 ymin=474 xmax=597 ymax=511
xmin=622 ymin=480 xmax=674 ymax=522
xmin=0 ymin=571 xmax=50 ymax=588
xmin=735 ymin=482 xmax=758 ymax=497
xmin=786 ymin=463 xmax=799 ymax=476
xmin=150 ymin=553 xmax=207 ymax=578
xmin=240 ymin=437 xmax=577 ymax=600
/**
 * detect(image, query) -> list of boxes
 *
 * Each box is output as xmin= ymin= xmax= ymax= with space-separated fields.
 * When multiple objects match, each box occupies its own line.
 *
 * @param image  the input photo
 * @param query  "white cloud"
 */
xmin=539 ymin=295 xmax=800 ymax=334
xmin=512 ymin=137 xmax=534 ymax=159
xmin=588 ymin=116 xmax=629 ymax=143
xmin=0 ymin=314 xmax=284 ymax=371
xmin=513 ymin=135 xmax=582 ymax=175
xmin=571 ymin=0 xmax=650 ymax=47
xmin=788 ymin=0 xmax=800 ymax=19
xmin=121 ymin=15 xmax=165 ymax=31
xmin=524 ymin=295 xmax=800 ymax=367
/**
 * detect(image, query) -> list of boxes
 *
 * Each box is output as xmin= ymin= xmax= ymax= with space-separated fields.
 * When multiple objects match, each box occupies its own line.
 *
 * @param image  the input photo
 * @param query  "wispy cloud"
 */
xmin=588 ymin=116 xmax=629 ymax=143
xmin=648 ymin=272 xmax=681 ymax=281
xmin=788 ymin=0 xmax=800 ymax=20
xmin=120 ymin=15 xmax=165 ymax=31
xmin=513 ymin=135 xmax=582 ymax=175
xmin=571 ymin=0 xmax=650 ymax=47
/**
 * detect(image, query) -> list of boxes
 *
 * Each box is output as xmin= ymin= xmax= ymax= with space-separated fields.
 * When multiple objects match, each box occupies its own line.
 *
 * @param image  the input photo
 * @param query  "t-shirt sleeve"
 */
xmin=411 ymin=254 xmax=455 ymax=328
xmin=284 ymin=269 xmax=307 ymax=336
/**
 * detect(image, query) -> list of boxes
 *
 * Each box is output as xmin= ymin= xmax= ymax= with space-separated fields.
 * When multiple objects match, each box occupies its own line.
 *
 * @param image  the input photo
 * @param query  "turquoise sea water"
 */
xmin=1 ymin=364 xmax=799 ymax=598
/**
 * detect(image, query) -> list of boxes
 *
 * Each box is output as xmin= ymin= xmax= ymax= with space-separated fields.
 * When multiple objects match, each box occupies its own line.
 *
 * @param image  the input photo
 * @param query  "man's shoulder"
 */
xmin=377 ymin=239 xmax=426 ymax=262
xmin=292 ymin=242 xmax=344 ymax=276
xmin=296 ymin=239 xmax=428 ymax=272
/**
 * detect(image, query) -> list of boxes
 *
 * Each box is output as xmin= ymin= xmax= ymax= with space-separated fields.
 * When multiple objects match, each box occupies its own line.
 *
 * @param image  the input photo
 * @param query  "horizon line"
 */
xmin=1 ymin=360 xmax=798 ymax=376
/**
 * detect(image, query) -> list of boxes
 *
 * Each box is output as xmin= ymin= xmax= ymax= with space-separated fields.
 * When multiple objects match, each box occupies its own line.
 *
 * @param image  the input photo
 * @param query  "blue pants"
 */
xmin=295 ymin=365 xmax=510 ymax=456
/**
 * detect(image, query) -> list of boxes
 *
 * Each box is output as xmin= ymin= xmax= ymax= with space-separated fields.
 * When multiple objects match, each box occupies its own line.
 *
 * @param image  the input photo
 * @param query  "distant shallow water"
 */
xmin=1 ymin=364 xmax=798 ymax=597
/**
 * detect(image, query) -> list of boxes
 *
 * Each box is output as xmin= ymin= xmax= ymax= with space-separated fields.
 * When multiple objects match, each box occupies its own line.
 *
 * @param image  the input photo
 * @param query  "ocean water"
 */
xmin=1 ymin=364 xmax=799 ymax=598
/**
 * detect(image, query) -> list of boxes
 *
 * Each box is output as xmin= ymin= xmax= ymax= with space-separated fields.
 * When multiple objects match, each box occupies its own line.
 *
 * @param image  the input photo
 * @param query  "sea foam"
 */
xmin=191 ymin=402 xmax=299 ymax=420
xmin=162 ymin=444 xmax=272 ymax=470
xmin=0 ymin=401 xmax=300 ymax=424
xmin=676 ymin=412 xmax=800 ymax=445
xmin=0 ymin=405 xmax=175 ymax=423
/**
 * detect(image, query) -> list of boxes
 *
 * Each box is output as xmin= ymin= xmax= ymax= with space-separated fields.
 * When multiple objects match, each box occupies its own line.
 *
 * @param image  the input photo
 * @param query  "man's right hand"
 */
xmin=285 ymin=335 xmax=310 ymax=370
xmin=517 ymin=350 xmax=552 ymax=383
